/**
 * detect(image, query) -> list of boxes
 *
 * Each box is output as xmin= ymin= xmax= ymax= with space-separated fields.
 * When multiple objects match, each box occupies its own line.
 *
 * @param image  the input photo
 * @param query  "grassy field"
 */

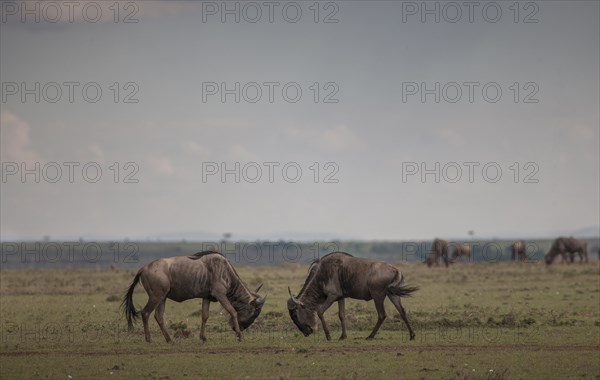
xmin=0 ymin=261 xmax=599 ymax=379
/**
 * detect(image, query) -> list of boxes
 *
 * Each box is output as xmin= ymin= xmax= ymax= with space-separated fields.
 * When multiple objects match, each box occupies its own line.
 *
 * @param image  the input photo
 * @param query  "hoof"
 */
xmin=366 ymin=336 xmax=375 ymax=340
xmin=339 ymin=335 xmax=347 ymax=341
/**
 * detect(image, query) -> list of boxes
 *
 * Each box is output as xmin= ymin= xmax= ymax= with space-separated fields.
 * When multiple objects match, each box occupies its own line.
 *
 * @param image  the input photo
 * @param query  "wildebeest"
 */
xmin=511 ymin=240 xmax=527 ymax=261
xmin=451 ymin=243 xmax=471 ymax=262
xmin=426 ymin=238 xmax=449 ymax=267
xmin=545 ymin=237 xmax=588 ymax=265
xmin=122 ymin=251 xmax=266 ymax=342
xmin=287 ymin=252 xmax=417 ymax=341
xmin=423 ymin=255 xmax=437 ymax=267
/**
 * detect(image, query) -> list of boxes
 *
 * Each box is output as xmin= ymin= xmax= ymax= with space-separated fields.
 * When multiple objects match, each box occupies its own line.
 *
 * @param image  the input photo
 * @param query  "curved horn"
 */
xmin=288 ymin=287 xmax=303 ymax=306
xmin=254 ymin=283 xmax=263 ymax=294
xmin=255 ymin=294 xmax=267 ymax=307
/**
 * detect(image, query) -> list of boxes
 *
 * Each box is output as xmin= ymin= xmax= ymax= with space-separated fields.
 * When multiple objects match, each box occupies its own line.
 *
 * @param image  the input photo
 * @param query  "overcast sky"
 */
xmin=1 ymin=1 xmax=598 ymax=241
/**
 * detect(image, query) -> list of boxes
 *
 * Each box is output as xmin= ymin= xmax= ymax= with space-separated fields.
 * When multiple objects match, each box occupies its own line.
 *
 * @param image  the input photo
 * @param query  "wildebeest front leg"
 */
xmin=338 ymin=298 xmax=347 ymax=340
xmin=215 ymin=294 xmax=242 ymax=341
xmin=199 ymin=298 xmax=210 ymax=342
xmin=366 ymin=297 xmax=386 ymax=340
xmin=388 ymin=294 xmax=415 ymax=340
xmin=317 ymin=296 xmax=338 ymax=341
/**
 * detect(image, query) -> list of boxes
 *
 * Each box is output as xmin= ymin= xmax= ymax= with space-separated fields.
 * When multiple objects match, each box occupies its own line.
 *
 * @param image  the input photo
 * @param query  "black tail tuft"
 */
xmin=121 ymin=271 xmax=141 ymax=330
xmin=387 ymin=284 xmax=419 ymax=297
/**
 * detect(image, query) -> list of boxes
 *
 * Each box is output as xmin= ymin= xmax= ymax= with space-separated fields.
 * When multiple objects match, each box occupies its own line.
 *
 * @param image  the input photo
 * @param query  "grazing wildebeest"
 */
xmin=423 ymin=255 xmax=437 ymax=268
xmin=122 ymin=251 xmax=266 ymax=343
xmin=511 ymin=240 xmax=527 ymax=261
xmin=428 ymin=238 xmax=449 ymax=267
xmin=451 ymin=243 xmax=471 ymax=262
xmin=287 ymin=252 xmax=418 ymax=341
xmin=544 ymin=237 xmax=588 ymax=265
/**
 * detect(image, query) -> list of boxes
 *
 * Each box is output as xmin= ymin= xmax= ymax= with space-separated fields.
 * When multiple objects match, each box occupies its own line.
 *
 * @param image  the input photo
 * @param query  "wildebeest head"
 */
xmin=544 ymin=252 xmax=554 ymax=265
xmin=228 ymin=284 xmax=266 ymax=331
xmin=287 ymin=287 xmax=317 ymax=336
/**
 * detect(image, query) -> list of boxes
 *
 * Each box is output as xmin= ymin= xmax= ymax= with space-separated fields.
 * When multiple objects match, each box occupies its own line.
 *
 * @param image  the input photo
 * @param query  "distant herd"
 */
xmin=424 ymin=236 xmax=590 ymax=267
xmin=122 ymin=236 xmax=593 ymax=343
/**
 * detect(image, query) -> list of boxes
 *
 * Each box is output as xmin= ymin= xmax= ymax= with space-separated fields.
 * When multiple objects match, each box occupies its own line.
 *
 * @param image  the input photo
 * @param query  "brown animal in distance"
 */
xmin=451 ymin=243 xmax=471 ymax=262
xmin=511 ymin=240 xmax=527 ymax=261
xmin=425 ymin=238 xmax=449 ymax=267
xmin=545 ymin=237 xmax=588 ymax=265
xmin=122 ymin=251 xmax=266 ymax=343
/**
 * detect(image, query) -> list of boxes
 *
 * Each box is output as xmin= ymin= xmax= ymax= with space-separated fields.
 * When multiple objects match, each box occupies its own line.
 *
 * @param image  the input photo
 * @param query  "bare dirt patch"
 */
xmin=1 ymin=344 xmax=598 ymax=358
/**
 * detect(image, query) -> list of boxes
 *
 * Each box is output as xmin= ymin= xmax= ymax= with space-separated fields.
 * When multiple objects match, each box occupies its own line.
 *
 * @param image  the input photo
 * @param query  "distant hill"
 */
xmin=2 ymin=226 xmax=598 ymax=243
xmin=569 ymin=226 xmax=600 ymax=238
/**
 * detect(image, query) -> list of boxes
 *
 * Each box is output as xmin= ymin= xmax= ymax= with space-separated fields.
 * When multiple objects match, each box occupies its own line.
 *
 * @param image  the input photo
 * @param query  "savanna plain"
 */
xmin=1 ymin=261 xmax=599 ymax=379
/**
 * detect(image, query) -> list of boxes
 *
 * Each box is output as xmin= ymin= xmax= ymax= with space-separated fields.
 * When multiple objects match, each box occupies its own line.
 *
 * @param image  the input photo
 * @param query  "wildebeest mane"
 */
xmin=188 ymin=250 xmax=251 ymax=308
xmin=306 ymin=251 xmax=353 ymax=268
xmin=188 ymin=251 xmax=244 ymax=284
xmin=299 ymin=252 xmax=355 ymax=305
xmin=188 ymin=250 xmax=223 ymax=260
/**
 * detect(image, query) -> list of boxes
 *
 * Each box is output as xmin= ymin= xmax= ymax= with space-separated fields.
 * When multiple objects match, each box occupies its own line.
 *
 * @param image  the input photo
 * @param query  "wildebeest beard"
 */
xmin=229 ymin=304 xmax=262 ymax=331
xmin=238 ymin=309 xmax=261 ymax=331
xmin=288 ymin=309 xmax=313 ymax=336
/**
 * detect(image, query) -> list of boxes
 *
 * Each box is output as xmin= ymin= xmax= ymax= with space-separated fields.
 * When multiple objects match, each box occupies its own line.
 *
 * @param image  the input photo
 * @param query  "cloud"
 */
xmin=321 ymin=125 xmax=360 ymax=150
xmin=555 ymin=123 xmax=599 ymax=162
xmin=227 ymin=144 xmax=257 ymax=161
xmin=150 ymin=157 xmax=175 ymax=176
xmin=570 ymin=124 xmax=598 ymax=145
xmin=182 ymin=141 xmax=209 ymax=157
xmin=0 ymin=111 xmax=40 ymax=163
xmin=438 ymin=128 xmax=467 ymax=147
xmin=89 ymin=144 xmax=105 ymax=164
xmin=287 ymin=124 xmax=360 ymax=151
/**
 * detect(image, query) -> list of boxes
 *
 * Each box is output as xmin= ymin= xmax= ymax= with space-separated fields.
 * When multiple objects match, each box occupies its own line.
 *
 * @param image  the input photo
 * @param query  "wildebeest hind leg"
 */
xmin=200 ymin=298 xmax=210 ymax=342
xmin=388 ymin=294 xmax=415 ymax=340
xmin=366 ymin=297 xmax=386 ymax=340
xmin=338 ymin=299 xmax=347 ymax=340
xmin=141 ymin=296 xmax=162 ymax=343
xmin=154 ymin=300 xmax=172 ymax=343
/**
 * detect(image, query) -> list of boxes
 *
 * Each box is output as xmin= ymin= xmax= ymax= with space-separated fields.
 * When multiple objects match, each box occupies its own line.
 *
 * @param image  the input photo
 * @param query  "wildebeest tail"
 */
xmin=387 ymin=283 xmax=419 ymax=297
xmin=387 ymin=273 xmax=418 ymax=297
xmin=121 ymin=271 xmax=141 ymax=330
